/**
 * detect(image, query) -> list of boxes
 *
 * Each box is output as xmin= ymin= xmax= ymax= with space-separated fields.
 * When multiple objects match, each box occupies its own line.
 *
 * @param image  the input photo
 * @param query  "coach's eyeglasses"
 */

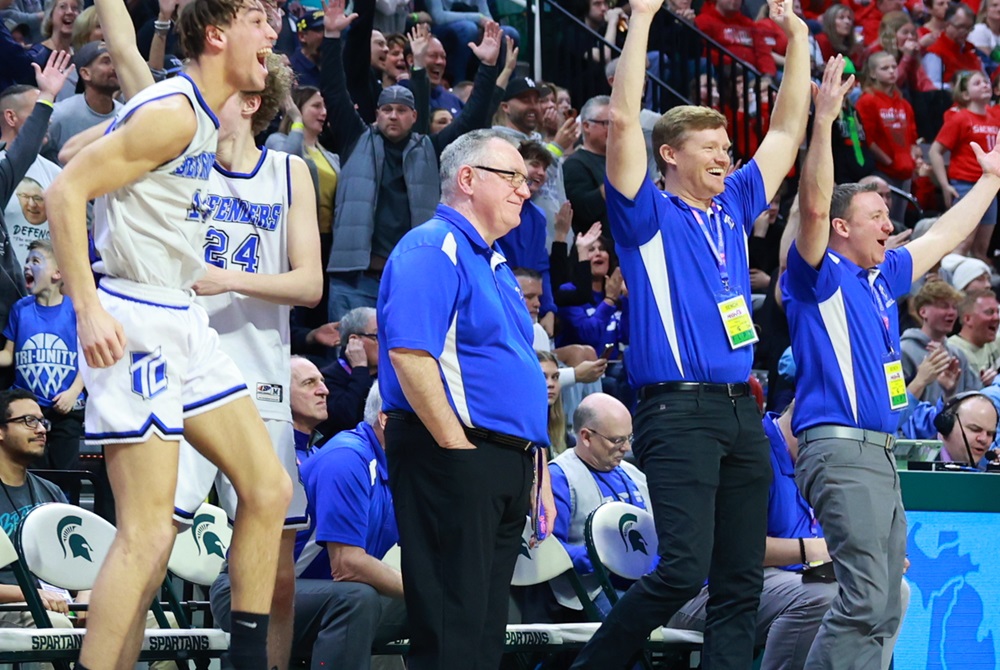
xmin=472 ymin=165 xmax=536 ymax=189
xmin=2 ymin=415 xmax=51 ymax=431
xmin=357 ymin=333 xmax=379 ymax=340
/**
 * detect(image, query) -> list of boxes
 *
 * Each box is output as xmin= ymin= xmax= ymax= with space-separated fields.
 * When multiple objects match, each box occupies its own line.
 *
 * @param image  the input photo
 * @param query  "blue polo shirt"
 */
xmin=294 ymin=422 xmax=398 ymax=579
xmin=377 ymin=204 xmax=549 ymax=444
xmin=763 ymin=413 xmax=822 ymax=566
xmin=605 ymin=165 xmax=768 ymax=387
xmin=782 ymin=244 xmax=913 ymax=435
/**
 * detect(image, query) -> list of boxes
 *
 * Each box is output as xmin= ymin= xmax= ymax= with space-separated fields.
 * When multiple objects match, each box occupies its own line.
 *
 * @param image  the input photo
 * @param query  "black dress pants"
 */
xmin=386 ymin=416 xmax=533 ymax=670
xmin=571 ymin=390 xmax=771 ymax=670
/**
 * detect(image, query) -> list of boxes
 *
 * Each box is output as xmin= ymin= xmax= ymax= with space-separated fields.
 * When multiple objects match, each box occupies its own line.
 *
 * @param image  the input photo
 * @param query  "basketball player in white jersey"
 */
xmin=68 ymin=0 xmax=322 ymax=662
xmin=44 ymin=1 xmax=290 ymax=668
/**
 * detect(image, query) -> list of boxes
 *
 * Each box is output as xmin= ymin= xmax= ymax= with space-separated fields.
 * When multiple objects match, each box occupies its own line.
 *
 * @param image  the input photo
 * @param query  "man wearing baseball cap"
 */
xmin=42 ymin=41 xmax=121 ymax=165
xmin=494 ymin=75 xmax=573 ymax=243
xmin=320 ymin=0 xmax=505 ymax=322
xmin=291 ymin=10 xmax=325 ymax=87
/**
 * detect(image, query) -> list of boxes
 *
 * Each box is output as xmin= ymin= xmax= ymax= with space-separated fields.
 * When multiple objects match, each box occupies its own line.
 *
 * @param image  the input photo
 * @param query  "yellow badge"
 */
xmin=717 ymin=294 xmax=759 ymax=350
xmin=884 ymin=360 xmax=908 ymax=411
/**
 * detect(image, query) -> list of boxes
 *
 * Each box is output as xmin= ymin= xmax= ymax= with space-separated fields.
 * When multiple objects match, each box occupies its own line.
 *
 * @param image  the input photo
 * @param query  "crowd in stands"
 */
xmin=5 ymin=0 xmax=1000 ymax=665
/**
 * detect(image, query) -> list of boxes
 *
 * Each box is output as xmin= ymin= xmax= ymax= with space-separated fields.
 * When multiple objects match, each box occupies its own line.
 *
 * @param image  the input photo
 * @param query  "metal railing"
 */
xmin=529 ymin=1 xmax=776 ymax=162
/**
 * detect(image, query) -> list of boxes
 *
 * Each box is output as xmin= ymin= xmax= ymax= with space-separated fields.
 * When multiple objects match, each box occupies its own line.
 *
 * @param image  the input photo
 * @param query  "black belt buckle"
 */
xmin=467 ymin=426 xmax=533 ymax=453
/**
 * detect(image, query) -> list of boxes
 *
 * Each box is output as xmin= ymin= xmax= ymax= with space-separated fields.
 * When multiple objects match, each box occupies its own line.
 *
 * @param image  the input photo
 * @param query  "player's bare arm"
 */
xmin=47 ymin=96 xmax=197 ymax=367
xmin=192 ymin=156 xmax=323 ymax=306
xmin=94 ymin=0 xmax=155 ymax=99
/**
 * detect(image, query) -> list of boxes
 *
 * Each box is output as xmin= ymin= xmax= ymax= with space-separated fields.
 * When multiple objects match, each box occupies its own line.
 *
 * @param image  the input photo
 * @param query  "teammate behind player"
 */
xmin=174 ymin=55 xmax=323 ymax=669
xmin=44 ymin=0 xmax=290 ymax=668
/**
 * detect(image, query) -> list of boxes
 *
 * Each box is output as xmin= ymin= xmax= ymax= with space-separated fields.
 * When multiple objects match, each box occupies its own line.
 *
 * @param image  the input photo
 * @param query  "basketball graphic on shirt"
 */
xmin=15 ymin=332 xmax=78 ymax=399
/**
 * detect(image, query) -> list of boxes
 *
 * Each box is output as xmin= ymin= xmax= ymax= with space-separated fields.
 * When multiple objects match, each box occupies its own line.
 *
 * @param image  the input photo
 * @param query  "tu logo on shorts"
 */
xmin=130 ymin=349 xmax=168 ymax=400
xmin=57 ymin=516 xmax=93 ymax=561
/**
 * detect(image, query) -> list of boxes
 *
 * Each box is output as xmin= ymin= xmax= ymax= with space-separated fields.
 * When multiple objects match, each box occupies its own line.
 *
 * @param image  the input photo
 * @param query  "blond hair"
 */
xmin=71 ymin=6 xmax=100 ymax=50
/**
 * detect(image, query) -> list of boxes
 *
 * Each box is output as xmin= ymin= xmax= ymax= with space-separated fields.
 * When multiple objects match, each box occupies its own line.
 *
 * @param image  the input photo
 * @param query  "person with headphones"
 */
xmin=934 ymin=391 xmax=999 ymax=470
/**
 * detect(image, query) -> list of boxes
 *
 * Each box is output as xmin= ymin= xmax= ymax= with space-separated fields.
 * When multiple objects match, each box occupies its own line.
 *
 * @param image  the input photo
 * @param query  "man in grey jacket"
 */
xmin=319 ymin=0 xmax=503 ymax=322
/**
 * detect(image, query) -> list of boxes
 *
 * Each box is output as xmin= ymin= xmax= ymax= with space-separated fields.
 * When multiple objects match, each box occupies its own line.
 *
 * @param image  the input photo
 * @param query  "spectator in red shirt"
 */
xmin=815 ymin=4 xmax=863 ymax=68
xmin=865 ymin=11 xmax=936 ymax=92
xmin=856 ymin=50 xmax=922 ymax=222
xmin=924 ymin=4 xmax=985 ymax=87
xmin=718 ymin=65 xmax=771 ymax=158
xmin=929 ymin=69 xmax=1000 ymax=258
xmin=856 ymin=0 xmax=906 ymax=46
xmin=800 ymin=0 xmax=835 ymax=20
xmin=695 ymin=0 xmax=778 ymax=78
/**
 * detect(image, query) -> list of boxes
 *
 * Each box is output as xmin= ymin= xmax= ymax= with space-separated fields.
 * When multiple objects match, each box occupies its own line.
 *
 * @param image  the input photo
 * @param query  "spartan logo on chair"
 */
xmin=519 ymin=536 xmax=531 ymax=560
xmin=618 ymin=513 xmax=648 ymax=555
xmin=56 ymin=516 xmax=93 ymax=561
xmin=192 ymin=513 xmax=227 ymax=559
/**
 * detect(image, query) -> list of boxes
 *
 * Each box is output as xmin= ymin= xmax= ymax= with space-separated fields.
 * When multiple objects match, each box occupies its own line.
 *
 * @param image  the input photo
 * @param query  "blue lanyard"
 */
xmin=689 ymin=203 xmax=730 ymax=289
xmin=863 ymin=270 xmax=897 ymax=356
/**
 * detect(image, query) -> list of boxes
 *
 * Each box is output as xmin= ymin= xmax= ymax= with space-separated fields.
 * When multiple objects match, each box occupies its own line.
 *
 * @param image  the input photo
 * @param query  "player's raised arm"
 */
xmin=95 ymin=0 xmax=155 ymax=99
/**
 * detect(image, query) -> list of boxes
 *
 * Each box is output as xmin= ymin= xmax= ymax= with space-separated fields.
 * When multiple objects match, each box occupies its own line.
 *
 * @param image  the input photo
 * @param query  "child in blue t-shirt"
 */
xmin=0 ymin=240 xmax=85 ymax=469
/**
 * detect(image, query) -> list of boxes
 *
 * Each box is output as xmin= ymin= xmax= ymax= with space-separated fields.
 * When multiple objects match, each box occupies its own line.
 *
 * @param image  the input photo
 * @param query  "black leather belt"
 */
xmin=385 ymin=410 xmax=534 ymax=453
xmin=638 ymin=381 xmax=750 ymax=402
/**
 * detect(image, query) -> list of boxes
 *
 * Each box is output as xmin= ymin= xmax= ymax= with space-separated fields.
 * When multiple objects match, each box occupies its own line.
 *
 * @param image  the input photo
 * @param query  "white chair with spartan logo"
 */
xmin=499 ymin=518 xmax=603 ymax=654
xmin=166 ymin=502 xmax=233 ymax=630
xmin=584 ymin=502 xmax=704 ymax=660
xmin=0 ymin=502 xmax=227 ymax=667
